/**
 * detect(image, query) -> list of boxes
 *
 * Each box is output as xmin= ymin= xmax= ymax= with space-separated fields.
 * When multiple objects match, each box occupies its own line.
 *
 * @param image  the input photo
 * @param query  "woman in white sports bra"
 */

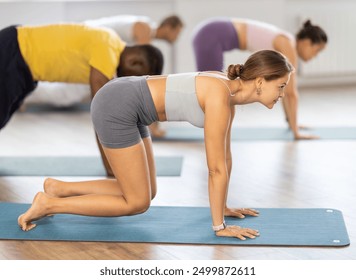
xmin=193 ymin=18 xmax=327 ymax=140
xmin=19 ymin=50 xmax=293 ymax=241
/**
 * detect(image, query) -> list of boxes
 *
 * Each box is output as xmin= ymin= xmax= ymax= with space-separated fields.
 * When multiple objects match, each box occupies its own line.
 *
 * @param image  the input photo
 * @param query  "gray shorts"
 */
xmin=91 ymin=76 xmax=158 ymax=148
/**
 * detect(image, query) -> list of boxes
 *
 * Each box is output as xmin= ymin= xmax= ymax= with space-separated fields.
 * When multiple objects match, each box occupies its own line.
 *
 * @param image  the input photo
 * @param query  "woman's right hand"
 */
xmin=215 ymin=225 xmax=259 ymax=240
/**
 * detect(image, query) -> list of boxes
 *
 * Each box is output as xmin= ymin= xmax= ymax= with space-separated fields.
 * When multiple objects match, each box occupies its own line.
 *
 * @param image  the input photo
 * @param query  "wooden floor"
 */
xmin=0 ymin=85 xmax=355 ymax=260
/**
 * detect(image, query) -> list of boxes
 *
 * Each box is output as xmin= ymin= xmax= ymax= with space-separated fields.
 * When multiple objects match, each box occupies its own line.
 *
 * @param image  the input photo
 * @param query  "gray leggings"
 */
xmin=91 ymin=76 xmax=158 ymax=148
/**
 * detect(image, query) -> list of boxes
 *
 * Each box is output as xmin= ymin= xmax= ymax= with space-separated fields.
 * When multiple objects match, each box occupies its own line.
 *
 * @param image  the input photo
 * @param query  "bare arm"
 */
xmin=204 ymin=89 xmax=259 ymax=240
xmin=225 ymin=106 xmax=235 ymax=186
xmin=90 ymin=67 xmax=110 ymax=97
xmin=223 ymin=106 xmax=259 ymax=218
xmin=284 ymin=85 xmax=318 ymax=139
xmin=275 ymin=36 xmax=318 ymax=140
xmin=89 ymin=67 xmax=114 ymax=177
xmin=275 ymin=36 xmax=300 ymax=136
xmin=132 ymin=22 xmax=152 ymax=44
xmin=204 ymin=92 xmax=230 ymax=228
xmin=283 ymin=70 xmax=300 ymax=137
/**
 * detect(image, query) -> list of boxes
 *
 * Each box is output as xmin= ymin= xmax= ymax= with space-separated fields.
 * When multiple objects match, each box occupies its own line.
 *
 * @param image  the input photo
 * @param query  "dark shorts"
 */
xmin=0 ymin=25 xmax=37 ymax=129
xmin=192 ymin=19 xmax=240 ymax=71
xmin=91 ymin=76 xmax=158 ymax=149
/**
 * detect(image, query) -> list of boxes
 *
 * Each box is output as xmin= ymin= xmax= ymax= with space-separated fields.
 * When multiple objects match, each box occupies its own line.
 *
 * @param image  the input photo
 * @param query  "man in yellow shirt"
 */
xmin=0 ymin=23 xmax=163 ymax=175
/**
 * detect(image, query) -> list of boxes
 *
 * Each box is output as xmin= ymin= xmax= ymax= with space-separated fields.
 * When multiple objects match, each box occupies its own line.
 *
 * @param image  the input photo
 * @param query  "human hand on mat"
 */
xmin=216 ymin=225 xmax=259 ymax=240
xmin=225 ymin=207 xmax=259 ymax=219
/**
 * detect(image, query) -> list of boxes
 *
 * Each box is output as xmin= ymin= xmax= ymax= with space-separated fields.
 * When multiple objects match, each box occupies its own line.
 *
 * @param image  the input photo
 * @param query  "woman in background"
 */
xmin=192 ymin=18 xmax=327 ymax=140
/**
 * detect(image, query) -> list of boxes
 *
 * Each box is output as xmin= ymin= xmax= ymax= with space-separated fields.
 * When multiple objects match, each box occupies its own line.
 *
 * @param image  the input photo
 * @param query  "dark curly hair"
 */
xmin=296 ymin=20 xmax=328 ymax=44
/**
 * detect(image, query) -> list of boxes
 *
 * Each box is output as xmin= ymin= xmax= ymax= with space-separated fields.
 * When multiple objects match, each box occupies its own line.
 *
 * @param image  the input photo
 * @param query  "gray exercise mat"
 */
xmin=154 ymin=127 xmax=356 ymax=141
xmin=0 ymin=156 xmax=183 ymax=176
xmin=0 ymin=203 xmax=349 ymax=246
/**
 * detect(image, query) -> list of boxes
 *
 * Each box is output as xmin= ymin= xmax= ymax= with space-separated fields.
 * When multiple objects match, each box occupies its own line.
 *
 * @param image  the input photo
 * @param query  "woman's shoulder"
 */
xmin=274 ymin=33 xmax=296 ymax=54
xmin=197 ymin=75 xmax=232 ymax=105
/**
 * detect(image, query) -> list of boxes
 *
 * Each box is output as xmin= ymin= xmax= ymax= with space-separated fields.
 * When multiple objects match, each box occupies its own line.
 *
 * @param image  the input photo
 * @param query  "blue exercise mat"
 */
xmin=0 ymin=156 xmax=183 ymax=177
xmin=0 ymin=203 xmax=349 ymax=246
xmin=154 ymin=126 xmax=356 ymax=141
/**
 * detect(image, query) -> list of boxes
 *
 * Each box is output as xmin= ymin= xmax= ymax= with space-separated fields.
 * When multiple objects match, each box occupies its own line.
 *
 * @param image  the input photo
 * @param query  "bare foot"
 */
xmin=18 ymin=192 xmax=51 ymax=231
xmin=43 ymin=177 xmax=63 ymax=197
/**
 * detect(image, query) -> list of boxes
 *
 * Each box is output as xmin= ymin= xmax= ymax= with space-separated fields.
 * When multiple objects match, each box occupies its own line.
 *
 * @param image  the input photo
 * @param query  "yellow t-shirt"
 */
xmin=17 ymin=24 xmax=126 ymax=83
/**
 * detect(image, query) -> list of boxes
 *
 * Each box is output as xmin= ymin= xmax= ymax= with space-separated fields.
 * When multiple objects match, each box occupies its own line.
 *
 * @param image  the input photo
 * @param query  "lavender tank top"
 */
xmin=244 ymin=19 xmax=295 ymax=51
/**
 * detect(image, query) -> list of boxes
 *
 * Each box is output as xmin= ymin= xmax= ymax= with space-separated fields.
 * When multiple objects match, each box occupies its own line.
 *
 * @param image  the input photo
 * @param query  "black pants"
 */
xmin=0 ymin=25 xmax=37 ymax=129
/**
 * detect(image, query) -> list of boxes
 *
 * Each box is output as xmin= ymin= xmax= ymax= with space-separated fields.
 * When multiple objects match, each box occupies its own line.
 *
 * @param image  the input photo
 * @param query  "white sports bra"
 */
xmin=165 ymin=72 xmax=232 ymax=128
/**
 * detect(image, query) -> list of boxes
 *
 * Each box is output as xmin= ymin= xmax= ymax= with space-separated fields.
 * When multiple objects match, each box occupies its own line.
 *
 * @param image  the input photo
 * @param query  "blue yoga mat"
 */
xmin=154 ymin=127 xmax=356 ymax=141
xmin=0 ymin=203 xmax=349 ymax=246
xmin=0 ymin=156 xmax=183 ymax=177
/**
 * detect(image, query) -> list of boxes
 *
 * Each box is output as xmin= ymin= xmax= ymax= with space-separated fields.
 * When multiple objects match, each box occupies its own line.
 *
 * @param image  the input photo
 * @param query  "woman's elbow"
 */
xmin=208 ymin=167 xmax=226 ymax=177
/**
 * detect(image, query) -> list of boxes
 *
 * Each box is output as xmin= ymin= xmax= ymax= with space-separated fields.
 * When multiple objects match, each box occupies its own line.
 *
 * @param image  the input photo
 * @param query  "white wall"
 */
xmin=1 ymin=0 xmax=355 ymax=84
xmin=285 ymin=0 xmax=356 ymax=79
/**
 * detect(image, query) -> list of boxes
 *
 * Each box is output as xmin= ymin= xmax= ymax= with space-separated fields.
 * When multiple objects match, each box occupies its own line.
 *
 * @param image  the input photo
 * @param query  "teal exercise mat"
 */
xmin=0 ymin=203 xmax=349 ymax=246
xmin=0 ymin=156 xmax=183 ymax=177
xmin=153 ymin=126 xmax=356 ymax=141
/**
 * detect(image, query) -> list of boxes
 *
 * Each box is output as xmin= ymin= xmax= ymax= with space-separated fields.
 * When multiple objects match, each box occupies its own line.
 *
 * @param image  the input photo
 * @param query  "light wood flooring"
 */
xmin=0 ymin=85 xmax=355 ymax=260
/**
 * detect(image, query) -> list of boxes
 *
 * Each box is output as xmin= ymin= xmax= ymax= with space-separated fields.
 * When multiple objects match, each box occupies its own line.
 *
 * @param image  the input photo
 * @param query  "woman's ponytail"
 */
xmin=227 ymin=64 xmax=244 ymax=80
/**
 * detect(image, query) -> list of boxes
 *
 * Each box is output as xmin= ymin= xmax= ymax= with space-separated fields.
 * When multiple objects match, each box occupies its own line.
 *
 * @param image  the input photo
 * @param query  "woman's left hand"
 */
xmin=225 ymin=207 xmax=259 ymax=219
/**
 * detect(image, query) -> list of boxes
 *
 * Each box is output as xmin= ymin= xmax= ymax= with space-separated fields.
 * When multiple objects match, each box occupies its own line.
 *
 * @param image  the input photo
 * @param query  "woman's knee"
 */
xmin=151 ymin=186 xmax=157 ymax=200
xmin=149 ymin=174 xmax=157 ymax=200
xmin=128 ymin=198 xmax=151 ymax=215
